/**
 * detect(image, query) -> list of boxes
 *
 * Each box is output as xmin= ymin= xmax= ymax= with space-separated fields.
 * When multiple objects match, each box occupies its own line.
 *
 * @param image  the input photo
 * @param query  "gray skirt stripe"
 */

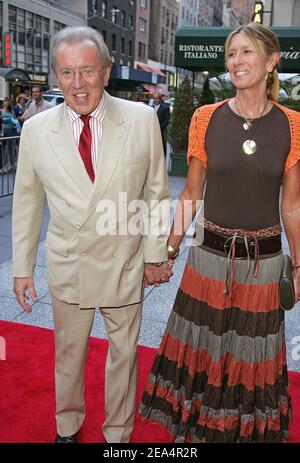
xmin=165 ymin=310 xmax=285 ymax=363
xmin=187 ymin=242 xmax=284 ymax=285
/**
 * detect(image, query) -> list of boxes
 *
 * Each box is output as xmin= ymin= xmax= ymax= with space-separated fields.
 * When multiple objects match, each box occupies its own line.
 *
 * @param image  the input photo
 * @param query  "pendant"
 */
xmin=243 ymin=121 xmax=252 ymax=131
xmin=243 ymin=139 xmax=257 ymax=155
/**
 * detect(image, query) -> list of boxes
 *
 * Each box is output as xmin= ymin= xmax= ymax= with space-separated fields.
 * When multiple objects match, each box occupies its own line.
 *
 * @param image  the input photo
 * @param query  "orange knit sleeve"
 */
xmin=187 ymin=100 xmax=228 ymax=169
xmin=187 ymin=106 xmax=208 ymax=169
xmin=283 ymin=107 xmax=300 ymax=175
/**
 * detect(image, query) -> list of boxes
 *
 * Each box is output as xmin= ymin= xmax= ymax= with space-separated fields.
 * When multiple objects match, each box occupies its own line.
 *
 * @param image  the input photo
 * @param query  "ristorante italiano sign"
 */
xmin=175 ymin=27 xmax=300 ymax=72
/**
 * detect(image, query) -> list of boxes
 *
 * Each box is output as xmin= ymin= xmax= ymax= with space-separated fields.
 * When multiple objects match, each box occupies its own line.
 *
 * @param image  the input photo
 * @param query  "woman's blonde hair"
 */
xmin=224 ymin=22 xmax=281 ymax=101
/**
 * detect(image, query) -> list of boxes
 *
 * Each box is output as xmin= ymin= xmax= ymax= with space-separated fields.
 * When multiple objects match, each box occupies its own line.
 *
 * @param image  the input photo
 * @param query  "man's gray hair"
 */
xmin=52 ymin=26 xmax=112 ymax=71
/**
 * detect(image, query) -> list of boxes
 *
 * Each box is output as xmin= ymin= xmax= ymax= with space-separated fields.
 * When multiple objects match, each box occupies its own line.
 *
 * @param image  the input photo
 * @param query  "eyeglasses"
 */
xmin=56 ymin=66 xmax=106 ymax=82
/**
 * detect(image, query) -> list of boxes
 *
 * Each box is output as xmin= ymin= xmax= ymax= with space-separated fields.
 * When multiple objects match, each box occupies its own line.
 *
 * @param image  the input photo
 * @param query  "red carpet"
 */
xmin=0 ymin=320 xmax=299 ymax=443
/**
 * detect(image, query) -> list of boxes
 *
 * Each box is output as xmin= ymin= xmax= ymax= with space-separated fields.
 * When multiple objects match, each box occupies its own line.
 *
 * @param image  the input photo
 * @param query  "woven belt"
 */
xmin=202 ymin=228 xmax=282 ymax=258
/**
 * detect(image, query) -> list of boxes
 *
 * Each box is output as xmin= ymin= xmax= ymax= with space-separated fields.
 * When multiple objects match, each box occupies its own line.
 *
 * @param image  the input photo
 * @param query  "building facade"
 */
xmin=87 ymin=0 xmax=135 ymax=67
xmin=222 ymin=1 xmax=243 ymax=26
xmin=135 ymin=0 xmax=150 ymax=64
xmin=0 ymin=0 xmax=86 ymax=97
xmin=228 ymin=0 xmax=255 ymax=24
xmin=263 ymin=0 xmax=300 ymax=26
xmin=148 ymin=0 xmax=179 ymax=92
xmin=179 ymin=0 xmax=223 ymax=27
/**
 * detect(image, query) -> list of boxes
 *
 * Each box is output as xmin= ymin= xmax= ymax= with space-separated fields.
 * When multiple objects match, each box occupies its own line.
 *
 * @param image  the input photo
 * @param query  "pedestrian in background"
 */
xmin=13 ymin=94 xmax=27 ymax=129
xmin=21 ymin=85 xmax=52 ymax=121
xmin=152 ymin=92 xmax=170 ymax=157
xmin=1 ymin=97 xmax=18 ymax=171
xmin=140 ymin=22 xmax=300 ymax=443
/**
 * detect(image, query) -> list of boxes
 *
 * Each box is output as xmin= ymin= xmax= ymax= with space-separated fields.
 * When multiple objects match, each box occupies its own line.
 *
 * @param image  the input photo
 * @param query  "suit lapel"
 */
xmin=47 ymin=103 xmax=93 ymax=199
xmin=81 ymin=92 xmax=130 ymax=223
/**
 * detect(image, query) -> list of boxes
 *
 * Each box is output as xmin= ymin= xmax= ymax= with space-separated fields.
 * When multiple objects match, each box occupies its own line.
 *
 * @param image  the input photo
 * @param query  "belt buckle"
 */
xmin=224 ymin=234 xmax=247 ymax=259
xmin=224 ymin=236 xmax=235 ymax=256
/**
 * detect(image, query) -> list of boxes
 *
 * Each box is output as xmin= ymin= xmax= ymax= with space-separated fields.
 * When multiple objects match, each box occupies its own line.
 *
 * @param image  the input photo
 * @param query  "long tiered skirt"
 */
xmin=140 ymin=244 xmax=291 ymax=443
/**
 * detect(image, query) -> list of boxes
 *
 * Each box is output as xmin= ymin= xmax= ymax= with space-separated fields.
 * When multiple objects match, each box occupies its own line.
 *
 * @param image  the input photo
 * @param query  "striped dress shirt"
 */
xmin=66 ymin=94 xmax=106 ymax=174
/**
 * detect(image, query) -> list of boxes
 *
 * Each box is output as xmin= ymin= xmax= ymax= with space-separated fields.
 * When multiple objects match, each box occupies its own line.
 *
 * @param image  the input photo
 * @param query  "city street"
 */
xmin=0 ymin=174 xmax=300 ymax=372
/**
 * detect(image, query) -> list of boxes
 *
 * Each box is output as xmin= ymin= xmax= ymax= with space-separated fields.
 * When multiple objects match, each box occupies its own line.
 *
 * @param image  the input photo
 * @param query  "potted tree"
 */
xmin=198 ymin=76 xmax=215 ymax=106
xmin=168 ymin=76 xmax=195 ymax=177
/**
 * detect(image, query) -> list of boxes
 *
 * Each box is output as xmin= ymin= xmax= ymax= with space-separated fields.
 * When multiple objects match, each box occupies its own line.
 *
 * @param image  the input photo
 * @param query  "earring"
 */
xmin=266 ymin=72 xmax=274 ymax=84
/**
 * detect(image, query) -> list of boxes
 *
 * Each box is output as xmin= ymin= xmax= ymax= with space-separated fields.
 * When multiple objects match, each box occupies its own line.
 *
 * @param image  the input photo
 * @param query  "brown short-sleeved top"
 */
xmin=187 ymin=100 xmax=300 ymax=230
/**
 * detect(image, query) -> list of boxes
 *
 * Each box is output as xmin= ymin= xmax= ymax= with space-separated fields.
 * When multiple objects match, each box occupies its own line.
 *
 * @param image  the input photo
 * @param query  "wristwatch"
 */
xmin=167 ymin=244 xmax=180 ymax=260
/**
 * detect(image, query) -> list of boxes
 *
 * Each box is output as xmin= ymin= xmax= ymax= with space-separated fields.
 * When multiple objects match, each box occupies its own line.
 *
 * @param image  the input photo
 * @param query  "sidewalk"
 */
xmin=0 ymin=175 xmax=299 ymax=371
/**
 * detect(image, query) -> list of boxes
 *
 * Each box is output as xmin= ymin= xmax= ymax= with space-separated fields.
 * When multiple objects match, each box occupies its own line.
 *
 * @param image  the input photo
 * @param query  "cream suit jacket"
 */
xmin=12 ymin=92 xmax=170 ymax=308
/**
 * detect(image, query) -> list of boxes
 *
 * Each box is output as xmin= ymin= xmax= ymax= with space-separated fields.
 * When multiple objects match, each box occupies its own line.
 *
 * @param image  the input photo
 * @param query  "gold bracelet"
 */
xmin=167 ymin=244 xmax=180 ymax=260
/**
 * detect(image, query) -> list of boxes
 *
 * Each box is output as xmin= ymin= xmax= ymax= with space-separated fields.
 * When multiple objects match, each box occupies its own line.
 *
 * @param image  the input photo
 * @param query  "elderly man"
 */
xmin=21 ymin=85 xmax=52 ymax=120
xmin=12 ymin=27 xmax=172 ymax=443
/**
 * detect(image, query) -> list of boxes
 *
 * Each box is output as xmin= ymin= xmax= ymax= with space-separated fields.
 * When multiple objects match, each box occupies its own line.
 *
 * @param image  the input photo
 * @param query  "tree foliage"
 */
xmin=198 ymin=77 xmax=215 ymax=106
xmin=168 ymin=76 xmax=195 ymax=152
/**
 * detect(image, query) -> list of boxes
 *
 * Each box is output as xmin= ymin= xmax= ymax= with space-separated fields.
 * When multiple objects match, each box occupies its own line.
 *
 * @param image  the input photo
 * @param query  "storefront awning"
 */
xmin=175 ymin=27 xmax=300 ymax=73
xmin=0 ymin=68 xmax=31 ymax=82
xmin=142 ymin=83 xmax=169 ymax=94
xmin=137 ymin=62 xmax=166 ymax=77
xmin=137 ymin=62 xmax=151 ymax=72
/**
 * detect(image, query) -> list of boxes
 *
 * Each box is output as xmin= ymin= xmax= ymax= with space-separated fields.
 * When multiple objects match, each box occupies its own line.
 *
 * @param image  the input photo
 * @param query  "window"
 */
xmin=121 ymin=38 xmax=125 ymax=54
xmin=121 ymin=11 xmax=126 ymax=27
xmin=140 ymin=0 xmax=147 ymax=7
xmin=102 ymin=1 xmax=107 ymax=18
xmin=139 ymin=18 xmax=146 ymax=32
xmin=43 ymin=17 xmax=49 ymax=33
xmin=9 ymin=5 xmax=17 ymax=32
xmin=129 ymin=15 xmax=134 ymax=30
xmin=91 ymin=0 xmax=98 ymax=14
xmin=102 ymin=30 xmax=107 ymax=42
xmin=35 ymin=15 xmax=42 ymax=37
xmin=111 ymin=6 xmax=118 ymax=23
xmin=160 ymin=49 xmax=164 ymax=62
xmin=17 ymin=8 xmax=25 ymax=32
xmin=138 ymin=42 xmax=145 ymax=59
xmin=128 ymin=40 xmax=132 ymax=57
xmin=112 ymin=34 xmax=116 ymax=52
xmin=54 ymin=21 xmax=66 ymax=34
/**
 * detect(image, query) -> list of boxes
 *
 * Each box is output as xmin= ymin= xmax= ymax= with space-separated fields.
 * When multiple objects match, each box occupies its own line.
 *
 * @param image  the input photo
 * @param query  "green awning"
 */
xmin=175 ymin=27 xmax=300 ymax=72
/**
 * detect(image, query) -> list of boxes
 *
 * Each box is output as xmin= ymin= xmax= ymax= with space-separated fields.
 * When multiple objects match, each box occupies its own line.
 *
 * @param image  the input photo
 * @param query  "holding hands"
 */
xmin=143 ymin=244 xmax=180 ymax=287
xmin=144 ymin=261 xmax=174 ymax=287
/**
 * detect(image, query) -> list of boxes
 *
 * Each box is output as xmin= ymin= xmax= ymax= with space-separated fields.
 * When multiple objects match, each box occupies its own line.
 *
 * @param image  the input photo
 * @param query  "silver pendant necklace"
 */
xmin=243 ymin=120 xmax=252 ymax=131
xmin=234 ymin=98 xmax=269 ymax=156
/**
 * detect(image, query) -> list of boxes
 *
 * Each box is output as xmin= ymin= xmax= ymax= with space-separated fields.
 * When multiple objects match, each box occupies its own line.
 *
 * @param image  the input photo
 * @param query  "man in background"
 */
xmin=152 ymin=92 xmax=170 ymax=157
xmin=21 ymin=85 xmax=52 ymax=121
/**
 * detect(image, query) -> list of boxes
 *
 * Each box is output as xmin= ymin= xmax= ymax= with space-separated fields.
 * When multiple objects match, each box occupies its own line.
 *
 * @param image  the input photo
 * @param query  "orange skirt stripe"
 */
xmin=180 ymin=264 xmax=280 ymax=313
xmin=157 ymin=333 xmax=286 ymax=389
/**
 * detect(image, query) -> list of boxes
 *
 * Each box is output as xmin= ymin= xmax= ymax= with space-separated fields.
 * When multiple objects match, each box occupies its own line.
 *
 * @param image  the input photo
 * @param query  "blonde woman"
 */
xmin=140 ymin=23 xmax=300 ymax=443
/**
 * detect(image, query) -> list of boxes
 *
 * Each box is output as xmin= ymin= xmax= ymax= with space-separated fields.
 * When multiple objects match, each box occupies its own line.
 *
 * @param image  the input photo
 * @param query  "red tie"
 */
xmin=79 ymin=114 xmax=94 ymax=182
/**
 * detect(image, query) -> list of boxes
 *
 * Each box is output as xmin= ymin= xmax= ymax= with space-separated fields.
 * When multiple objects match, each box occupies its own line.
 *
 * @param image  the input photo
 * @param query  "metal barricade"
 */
xmin=0 ymin=135 xmax=20 ymax=198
